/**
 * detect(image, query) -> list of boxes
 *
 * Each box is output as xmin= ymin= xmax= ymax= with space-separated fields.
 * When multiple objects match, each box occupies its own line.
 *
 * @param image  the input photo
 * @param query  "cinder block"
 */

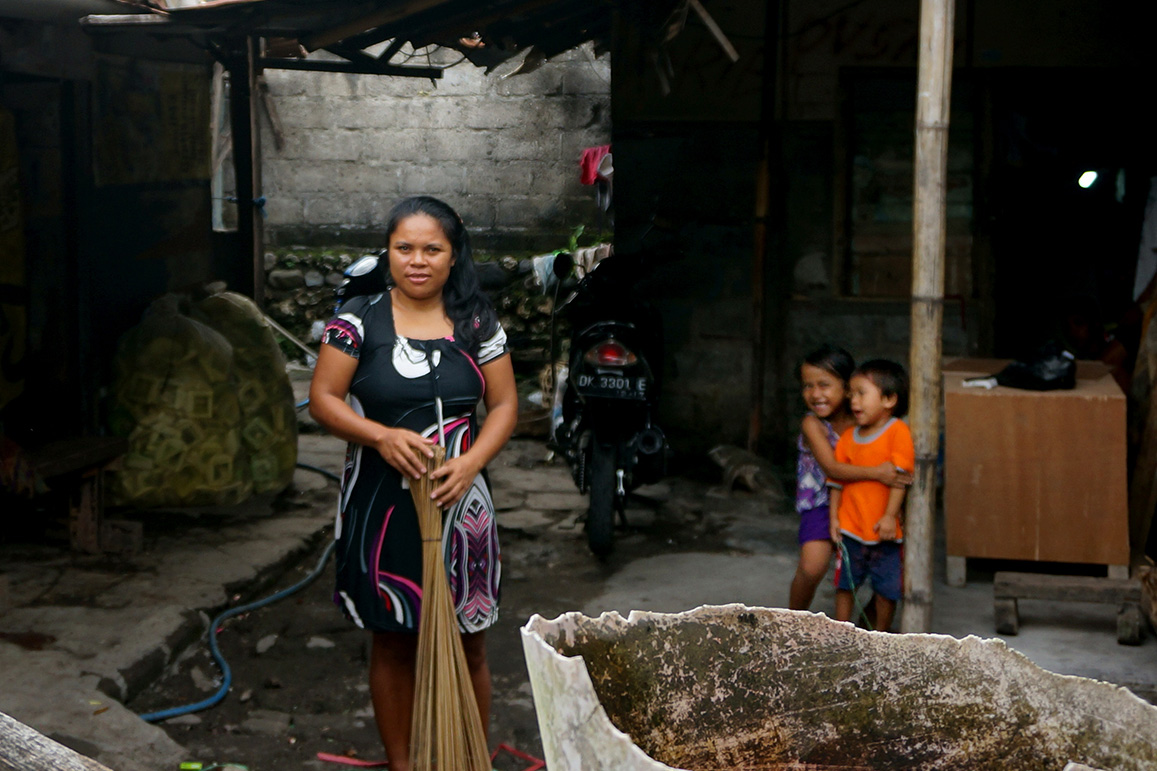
xmin=469 ymin=161 xmax=536 ymax=195
xmin=437 ymin=64 xmax=487 ymax=96
xmin=357 ymin=129 xmax=425 ymax=163
xmin=302 ymin=70 xmax=358 ymax=98
xmin=263 ymin=71 xmax=307 ymax=98
xmin=280 ymin=160 xmax=362 ymax=194
xmin=461 ymin=99 xmax=529 ymax=130
xmin=361 ymin=74 xmax=435 ymax=98
xmin=491 ymin=136 xmax=551 ymax=163
xmin=562 ymin=64 xmax=612 ymax=95
xmin=260 ymin=195 xmax=305 ymax=227
xmin=424 ymin=129 xmax=494 ymax=162
xmin=495 ymin=66 xmax=564 ymax=97
xmin=457 ymin=196 xmax=498 ymax=225
xmin=276 ymin=98 xmax=335 ymax=129
xmin=296 ymin=128 xmax=359 ymax=162
xmin=401 ymin=164 xmax=467 ymax=196
xmin=325 ymin=99 xmax=387 ymax=130
xmin=494 ymin=198 xmax=543 ymax=229
xmin=305 ymin=194 xmax=379 ymax=228
xmin=423 ymin=97 xmax=474 ymax=130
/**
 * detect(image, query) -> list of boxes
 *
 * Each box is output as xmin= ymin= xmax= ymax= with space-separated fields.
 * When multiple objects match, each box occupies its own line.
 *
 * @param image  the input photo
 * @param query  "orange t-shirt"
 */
xmin=831 ymin=418 xmax=915 ymax=544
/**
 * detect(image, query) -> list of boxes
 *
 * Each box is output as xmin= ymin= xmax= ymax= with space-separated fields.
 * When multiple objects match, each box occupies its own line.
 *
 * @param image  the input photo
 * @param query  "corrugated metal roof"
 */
xmin=82 ymin=0 xmax=684 ymax=74
xmin=0 ymin=0 xmax=143 ymax=21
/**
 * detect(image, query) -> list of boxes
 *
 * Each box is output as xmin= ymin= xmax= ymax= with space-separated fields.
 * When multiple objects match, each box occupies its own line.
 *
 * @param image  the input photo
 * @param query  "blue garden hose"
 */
xmin=139 ymin=463 xmax=340 ymax=723
xmin=837 ymin=540 xmax=874 ymax=632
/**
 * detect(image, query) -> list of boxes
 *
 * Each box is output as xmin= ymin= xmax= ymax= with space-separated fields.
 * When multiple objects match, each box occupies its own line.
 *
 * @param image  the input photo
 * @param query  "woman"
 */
xmin=309 ymin=196 xmax=518 ymax=770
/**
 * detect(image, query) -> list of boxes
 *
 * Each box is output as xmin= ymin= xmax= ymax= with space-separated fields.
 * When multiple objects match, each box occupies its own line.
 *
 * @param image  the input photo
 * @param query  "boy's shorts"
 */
xmin=834 ymin=539 xmax=903 ymax=601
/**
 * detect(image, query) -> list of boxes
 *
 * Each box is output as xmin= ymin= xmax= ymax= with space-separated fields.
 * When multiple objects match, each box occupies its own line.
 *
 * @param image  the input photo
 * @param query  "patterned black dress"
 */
xmin=321 ymin=291 xmax=507 ymax=634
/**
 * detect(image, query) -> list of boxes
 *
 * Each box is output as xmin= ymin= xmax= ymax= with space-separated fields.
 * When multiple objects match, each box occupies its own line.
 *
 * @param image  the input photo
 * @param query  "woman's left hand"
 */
xmin=429 ymin=454 xmax=484 ymax=509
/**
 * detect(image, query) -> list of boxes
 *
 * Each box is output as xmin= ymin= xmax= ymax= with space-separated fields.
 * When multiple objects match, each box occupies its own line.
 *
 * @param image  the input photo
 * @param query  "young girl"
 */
xmin=789 ymin=344 xmax=910 ymax=611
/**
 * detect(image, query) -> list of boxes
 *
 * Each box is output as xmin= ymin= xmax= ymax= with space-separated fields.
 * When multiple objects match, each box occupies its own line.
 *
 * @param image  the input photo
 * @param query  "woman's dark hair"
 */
xmin=384 ymin=196 xmax=499 ymax=355
xmin=802 ymin=344 xmax=855 ymax=383
xmin=854 ymin=358 xmax=909 ymax=418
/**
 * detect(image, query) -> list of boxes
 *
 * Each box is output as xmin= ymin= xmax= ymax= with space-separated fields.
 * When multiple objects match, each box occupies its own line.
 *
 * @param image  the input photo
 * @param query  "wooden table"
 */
xmin=942 ymin=359 xmax=1138 ymax=643
xmin=29 ymin=436 xmax=130 ymax=554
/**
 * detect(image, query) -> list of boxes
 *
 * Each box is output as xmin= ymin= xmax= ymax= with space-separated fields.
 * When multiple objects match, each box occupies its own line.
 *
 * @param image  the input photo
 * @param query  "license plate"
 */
xmin=574 ymin=372 xmax=647 ymax=399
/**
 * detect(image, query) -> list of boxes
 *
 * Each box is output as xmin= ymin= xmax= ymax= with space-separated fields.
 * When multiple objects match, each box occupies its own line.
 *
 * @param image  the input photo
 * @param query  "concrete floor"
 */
xmin=1 ymin=423 xmax=1154 ymax=771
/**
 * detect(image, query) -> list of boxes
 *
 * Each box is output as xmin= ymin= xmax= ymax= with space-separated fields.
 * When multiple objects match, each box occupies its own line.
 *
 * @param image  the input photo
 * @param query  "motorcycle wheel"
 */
xmin=587 ymin=442 xmax=616 ymax=558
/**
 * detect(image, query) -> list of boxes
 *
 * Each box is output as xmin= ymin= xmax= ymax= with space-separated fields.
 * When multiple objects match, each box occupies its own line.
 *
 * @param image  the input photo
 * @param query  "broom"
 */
xmin=408 ymin=444 xmax=491 ymax=771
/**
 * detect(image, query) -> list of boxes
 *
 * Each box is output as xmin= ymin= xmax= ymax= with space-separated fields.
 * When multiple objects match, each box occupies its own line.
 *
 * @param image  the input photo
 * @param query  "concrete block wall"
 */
xmin=257 ymin=45 xmax=611 ymax=251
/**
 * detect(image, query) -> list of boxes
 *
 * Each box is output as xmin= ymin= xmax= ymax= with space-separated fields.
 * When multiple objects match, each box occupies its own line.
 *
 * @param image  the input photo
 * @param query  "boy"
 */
xmin=827 ymin=359 xmax=914 ymax=632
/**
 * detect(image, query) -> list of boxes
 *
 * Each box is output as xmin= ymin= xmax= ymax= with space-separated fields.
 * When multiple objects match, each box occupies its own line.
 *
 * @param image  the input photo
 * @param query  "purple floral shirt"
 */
xmin=796 ymin=415 xmax=839 ymax=514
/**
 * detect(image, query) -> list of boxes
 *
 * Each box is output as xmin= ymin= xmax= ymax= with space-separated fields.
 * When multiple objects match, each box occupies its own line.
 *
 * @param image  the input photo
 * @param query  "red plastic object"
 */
xmin=490 ymin=742 xmax=546 ymax=771
xmin=316 ymin=752 xmax=388 ymax=767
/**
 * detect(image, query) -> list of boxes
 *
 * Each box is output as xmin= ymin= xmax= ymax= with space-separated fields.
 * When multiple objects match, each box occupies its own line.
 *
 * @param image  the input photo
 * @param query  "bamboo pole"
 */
xmin=902 ymin=0 xmax=955 ymax=634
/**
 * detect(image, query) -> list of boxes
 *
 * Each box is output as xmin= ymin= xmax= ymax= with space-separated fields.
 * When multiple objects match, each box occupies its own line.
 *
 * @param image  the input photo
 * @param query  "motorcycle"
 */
xmin=334 ymin=250 xmax=388 ymax=310
xmin=547 ymin=246 xmax=669 ymax=557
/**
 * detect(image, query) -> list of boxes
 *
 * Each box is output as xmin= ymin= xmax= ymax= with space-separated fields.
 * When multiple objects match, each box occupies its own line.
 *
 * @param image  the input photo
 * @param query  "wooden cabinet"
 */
xmin=942 ymin=359 xmax=1130 ymax=585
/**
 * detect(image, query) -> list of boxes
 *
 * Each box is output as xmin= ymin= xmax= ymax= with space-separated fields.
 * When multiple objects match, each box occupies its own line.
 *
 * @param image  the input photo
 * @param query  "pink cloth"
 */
xmin=579 ymin=144 xmax=611 ymax=185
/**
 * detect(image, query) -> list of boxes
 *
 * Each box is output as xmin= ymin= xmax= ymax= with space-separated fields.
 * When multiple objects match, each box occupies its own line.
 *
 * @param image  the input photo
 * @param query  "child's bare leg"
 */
xmin=789 ymin=540 xmax=833 ymax=610
xmin=873 ymin=595 xmax=896 ymax=632
xmin=834 ymin=589 xmax=854 ymax=622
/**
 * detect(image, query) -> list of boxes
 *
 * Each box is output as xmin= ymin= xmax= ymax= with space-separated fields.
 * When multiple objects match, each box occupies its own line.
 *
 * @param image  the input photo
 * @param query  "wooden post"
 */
xmin=210 ymin=62 xmax=227 ymax=231
xmin=748 ymin=146 xmax=768 ymax=453
xmin=0 ymin=710 xmax=115 ymax=771
xmin=748 ymin=0 xmax=784 ymax=453
xmin=902 ymin=0 xmax=955 ymax=634
xmin=227 ymin=36 xmax=265 ymax=307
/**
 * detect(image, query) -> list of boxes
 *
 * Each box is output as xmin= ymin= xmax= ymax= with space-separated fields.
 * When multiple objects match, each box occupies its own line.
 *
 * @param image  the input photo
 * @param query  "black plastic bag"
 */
xmin=964 ymin=341 xmax=1077 ymax=391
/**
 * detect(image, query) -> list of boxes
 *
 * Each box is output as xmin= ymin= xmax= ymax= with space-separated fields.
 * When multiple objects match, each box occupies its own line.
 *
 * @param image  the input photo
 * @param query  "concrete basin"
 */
xmin=521 ymin=604 xmax=1157 ymax=771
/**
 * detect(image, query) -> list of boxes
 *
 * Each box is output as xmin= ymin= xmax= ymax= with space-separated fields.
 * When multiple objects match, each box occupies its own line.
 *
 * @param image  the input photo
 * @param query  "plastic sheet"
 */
xmin=109 ymin=295 xmax=251 ymax=507
xmin=194 ymin=291 xmax=298 ymax=494
xmin=108 ymin=290 xmax=298 ymax=507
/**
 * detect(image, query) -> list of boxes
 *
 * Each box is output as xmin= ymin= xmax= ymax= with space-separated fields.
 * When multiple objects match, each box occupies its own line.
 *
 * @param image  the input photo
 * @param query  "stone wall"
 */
xmin=261 ymin=247 xmax=564 ymax=383
xmin=252 ymin=44 xmax=612 ymax=252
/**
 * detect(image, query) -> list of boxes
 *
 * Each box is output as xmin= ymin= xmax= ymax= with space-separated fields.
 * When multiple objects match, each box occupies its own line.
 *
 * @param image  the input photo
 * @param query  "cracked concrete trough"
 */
xmin=521 ymin=605 xmax=1157 ymax=771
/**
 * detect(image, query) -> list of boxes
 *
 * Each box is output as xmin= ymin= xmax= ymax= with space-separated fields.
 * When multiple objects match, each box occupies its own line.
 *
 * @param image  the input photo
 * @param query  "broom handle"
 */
xmin=421 ymin=341 xmax=447 ymax=450
xmin=435 ymin=396 xmax=446 ymax=450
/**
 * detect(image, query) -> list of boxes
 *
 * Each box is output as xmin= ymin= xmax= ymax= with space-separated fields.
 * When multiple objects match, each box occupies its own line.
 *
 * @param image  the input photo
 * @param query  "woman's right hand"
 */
xmin=874 ymin=462 xmax=913 ymax=489
xmin=373 ymin=427 xmax=436 ymax=480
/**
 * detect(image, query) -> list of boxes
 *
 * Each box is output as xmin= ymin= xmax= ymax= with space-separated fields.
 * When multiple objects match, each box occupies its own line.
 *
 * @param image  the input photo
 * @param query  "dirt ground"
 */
xmin=126 ymin=438 xmax=732 ymax=771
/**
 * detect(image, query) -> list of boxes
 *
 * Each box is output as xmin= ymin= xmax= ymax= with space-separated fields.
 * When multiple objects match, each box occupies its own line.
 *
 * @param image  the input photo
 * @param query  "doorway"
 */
xmin=986 ymin=70 xmax=1155 ymax=363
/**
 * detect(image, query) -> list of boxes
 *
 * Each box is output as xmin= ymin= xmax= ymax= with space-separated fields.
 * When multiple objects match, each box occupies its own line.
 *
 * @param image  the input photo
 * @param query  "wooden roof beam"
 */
xmin=258 ymin=56 xmax=443 ymax=78
xmin=301 ymin=0 xmax=449 ymax=51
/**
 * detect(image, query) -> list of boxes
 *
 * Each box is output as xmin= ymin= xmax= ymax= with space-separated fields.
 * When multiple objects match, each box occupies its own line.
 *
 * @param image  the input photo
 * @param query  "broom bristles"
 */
xmin=409 ymin=446 xmax=491 ymax=771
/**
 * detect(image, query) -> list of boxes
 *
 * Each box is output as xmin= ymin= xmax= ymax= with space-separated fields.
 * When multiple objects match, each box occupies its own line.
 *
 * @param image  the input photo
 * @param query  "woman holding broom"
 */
xmin=310 ymin=196 xmax=518 ymax=770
